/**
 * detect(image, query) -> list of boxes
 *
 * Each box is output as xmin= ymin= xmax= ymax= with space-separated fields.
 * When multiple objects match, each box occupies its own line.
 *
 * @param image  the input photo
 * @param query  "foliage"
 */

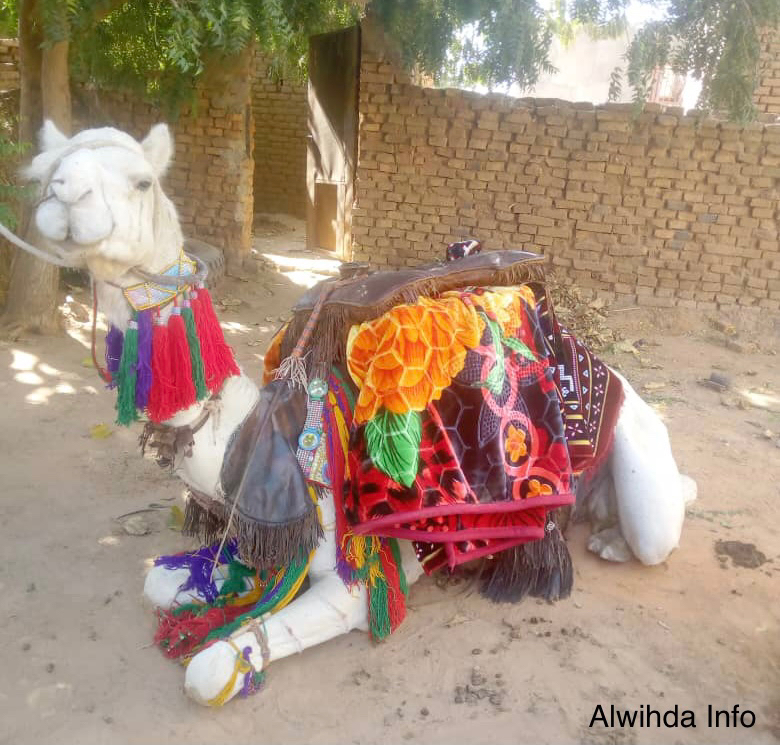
xmin=0 ymin=92 xmax=28 ymax=230
xmin=371 ymin=0 xmax=780 ymax=121
xmin=0 ymin=0 xmax=16 ymax=36
xmin=2 ymin=0 xmax=780 ymax=121
xmin=615 ymin=1 xmax=780 ymax=122
xmin=69 ymin=0 xmax=360 ymax=106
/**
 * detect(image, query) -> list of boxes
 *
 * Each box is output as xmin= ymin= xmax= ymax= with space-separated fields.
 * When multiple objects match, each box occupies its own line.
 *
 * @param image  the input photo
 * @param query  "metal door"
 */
xmin=306 ymin=26 xmax=360 ymax=257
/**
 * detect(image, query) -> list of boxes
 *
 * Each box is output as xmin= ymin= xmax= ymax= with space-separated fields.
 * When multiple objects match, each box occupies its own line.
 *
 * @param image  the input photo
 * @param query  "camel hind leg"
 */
xmin=608 ymin=370 xmax=695 ymax=565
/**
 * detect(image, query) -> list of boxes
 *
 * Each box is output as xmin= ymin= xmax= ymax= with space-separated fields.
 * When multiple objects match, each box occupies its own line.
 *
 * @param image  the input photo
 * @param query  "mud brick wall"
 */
xmin=75 ymin=70 xmax=254 ymax=262
xmin=252 ymin=54 xmax=308 ymax=217
xmin=352 ymin=54 xmax=780 ymax=311
xmin=0 ymin=39 xmax=19 ymax=92
xmin=755 ymin=28 xmax=780 ymax=116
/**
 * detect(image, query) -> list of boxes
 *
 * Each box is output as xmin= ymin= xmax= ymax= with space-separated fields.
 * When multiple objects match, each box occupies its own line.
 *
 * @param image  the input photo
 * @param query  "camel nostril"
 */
xmin=49 ymin=179 xmax=92 ymax=205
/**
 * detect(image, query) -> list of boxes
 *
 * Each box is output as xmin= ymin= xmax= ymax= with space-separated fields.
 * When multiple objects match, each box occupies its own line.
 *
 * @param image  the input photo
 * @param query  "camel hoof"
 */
xmin=587 ymin=526 xmax=633 ymax=563
xmin=184 ymin=641 xmax=247 ymax=707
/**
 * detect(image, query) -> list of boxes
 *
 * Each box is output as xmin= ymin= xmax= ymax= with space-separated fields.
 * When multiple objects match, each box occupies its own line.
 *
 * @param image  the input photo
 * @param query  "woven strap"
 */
xmin=206 ymin=641 xmax=253 ymax=707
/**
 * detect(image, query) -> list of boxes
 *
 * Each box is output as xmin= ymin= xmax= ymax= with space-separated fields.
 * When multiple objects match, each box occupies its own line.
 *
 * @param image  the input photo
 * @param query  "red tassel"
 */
xmin=147 ymin=317 xmax=178 ymax=422
xmin=379 ymin=542 xmax=407 ymax=632
xmin=154 ymin=605 xmax=246 ymax=659
xmin=168 ymin=307 xmax=196 ymax=412
xmin=192 ymin=287 xmax=240 ymax=393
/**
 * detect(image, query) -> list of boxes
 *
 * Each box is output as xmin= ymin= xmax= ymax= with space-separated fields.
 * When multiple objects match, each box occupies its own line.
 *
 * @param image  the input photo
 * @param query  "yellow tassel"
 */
xmin=345 ymin=533 xmax=368 ymax=568
xmin=366 ymin=556 xmax=385 ymax=588
xmin=344 ymin=533 xmax=386 ymax=587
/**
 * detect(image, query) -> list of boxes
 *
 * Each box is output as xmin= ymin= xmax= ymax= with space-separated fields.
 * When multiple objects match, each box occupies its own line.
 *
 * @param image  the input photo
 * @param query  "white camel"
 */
xmin=24 ymin=121 xmax=695 ymax=707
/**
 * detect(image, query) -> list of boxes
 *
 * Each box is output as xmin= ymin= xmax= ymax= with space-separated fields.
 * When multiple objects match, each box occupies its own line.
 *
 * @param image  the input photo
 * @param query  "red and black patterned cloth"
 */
xmin=341 ymin=283 xmax=623 ymax=573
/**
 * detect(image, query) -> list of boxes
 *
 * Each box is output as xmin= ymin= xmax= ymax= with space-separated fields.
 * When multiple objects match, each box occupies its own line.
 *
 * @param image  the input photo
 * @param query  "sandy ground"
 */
xmin=1 ymin=218 xmax=779 ymax=745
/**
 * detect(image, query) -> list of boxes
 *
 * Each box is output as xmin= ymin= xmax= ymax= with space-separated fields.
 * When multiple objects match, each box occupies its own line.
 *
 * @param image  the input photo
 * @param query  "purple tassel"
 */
xmin=135 ymin=310 xmax=154 ymax=410
xmin=105 ymin=326 xmax=124 ymax=390
xmin=336 ymin=556 xmax=358 ymax=586
xmin=240 ymin=648 xmax=254 ymax=697
xmin=154 ymin=540 xmax=237 ymax=604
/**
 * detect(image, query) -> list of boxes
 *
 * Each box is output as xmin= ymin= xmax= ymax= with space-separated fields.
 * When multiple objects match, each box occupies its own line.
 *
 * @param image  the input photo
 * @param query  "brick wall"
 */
xmin=74 ymin=53 xmax=254 ymax=262
xmin=0 ymin=38 xmax=19 ymax=92
xmin=252 ymin=54 xmax=308 ymax=217
xmin=755 ymin=28 xmax=780 ymax=116
xmin=352 ymin=52 xmax=780 ymax=311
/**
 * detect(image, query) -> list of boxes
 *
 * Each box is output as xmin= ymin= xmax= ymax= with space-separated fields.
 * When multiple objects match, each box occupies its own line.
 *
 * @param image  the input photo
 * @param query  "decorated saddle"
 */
xmin=258 ymin=252 xmax=622 ymax=603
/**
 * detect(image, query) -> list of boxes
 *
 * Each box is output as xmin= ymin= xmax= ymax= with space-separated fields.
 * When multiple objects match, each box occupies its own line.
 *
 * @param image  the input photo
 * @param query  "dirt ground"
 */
xmin=1 ymin=218 xmax=779 ymax=745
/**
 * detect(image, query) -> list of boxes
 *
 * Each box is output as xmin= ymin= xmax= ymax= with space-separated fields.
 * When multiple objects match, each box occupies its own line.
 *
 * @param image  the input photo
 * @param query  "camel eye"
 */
xmin=137 ymin=179 xmax=152 ymax=192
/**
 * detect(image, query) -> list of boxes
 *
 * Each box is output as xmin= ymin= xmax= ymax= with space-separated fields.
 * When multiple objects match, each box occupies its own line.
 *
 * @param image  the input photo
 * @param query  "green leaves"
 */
xmin=475 ymin=313 xmax=537 ymax=396
xmin=479 ymin=316 xmax=507 ymax=395
xmin=15 ymin=0 xmax=778 ymax=123
xmin=365 ymin=409 xmax=422 ymax=488
xmin=502 ymin=334 xmax=536 ymax=362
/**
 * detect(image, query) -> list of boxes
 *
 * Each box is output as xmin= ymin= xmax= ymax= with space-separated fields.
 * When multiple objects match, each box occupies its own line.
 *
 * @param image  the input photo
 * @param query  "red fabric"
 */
xmin=341 ymin=284 xmax=622 ymax=571
xmin=344 ymin=289 xmax=577 ymax=570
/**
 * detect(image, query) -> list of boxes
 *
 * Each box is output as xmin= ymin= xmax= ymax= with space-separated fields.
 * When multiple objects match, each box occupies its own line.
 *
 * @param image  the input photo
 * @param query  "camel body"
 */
xmin=25 ymin=122 xmax=695 ymax=706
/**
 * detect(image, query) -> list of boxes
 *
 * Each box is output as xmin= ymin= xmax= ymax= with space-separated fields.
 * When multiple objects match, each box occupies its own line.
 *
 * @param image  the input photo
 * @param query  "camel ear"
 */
xmin=141 ymin=123 xmax=173 ymax=177
xmin=39 ymin=120 xmax=68 ymax=151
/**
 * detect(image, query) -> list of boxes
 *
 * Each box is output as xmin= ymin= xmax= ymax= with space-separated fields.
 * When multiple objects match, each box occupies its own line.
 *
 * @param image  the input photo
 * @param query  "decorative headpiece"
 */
xmin=105 ymin=249 xmax=240 ymax=425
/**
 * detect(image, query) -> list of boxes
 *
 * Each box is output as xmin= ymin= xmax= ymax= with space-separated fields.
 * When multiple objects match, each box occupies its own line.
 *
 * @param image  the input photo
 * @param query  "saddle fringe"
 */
xmin=479 ymin=510 xmax=573 ymax=603
xmin=183 ymin=492 xmax=323 ymax=572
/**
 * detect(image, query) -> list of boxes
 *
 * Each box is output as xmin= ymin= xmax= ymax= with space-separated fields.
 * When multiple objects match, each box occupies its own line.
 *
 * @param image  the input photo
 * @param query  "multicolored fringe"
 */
xmin=153 ymin=540 xmax=311 ymax=661
xmin=320 ymin=365 xmax=408 ymax=640
xmin=109 ymin=286 xmax=239 ymax=426
xmin=343 ymin=534 xmax=408 ymax=640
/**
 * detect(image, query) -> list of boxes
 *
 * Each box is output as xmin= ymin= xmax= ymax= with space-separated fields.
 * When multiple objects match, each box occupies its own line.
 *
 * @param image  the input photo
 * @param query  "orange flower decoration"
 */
xmin=460 ymin=286 xmax=536 ymax=338
xmin=347 ymin=296 xmax=484 ymax=424
xmin=505 ymin=424 xmax=528 ymax=463
xmin=526 ymin=478 xmax=553 ymax=499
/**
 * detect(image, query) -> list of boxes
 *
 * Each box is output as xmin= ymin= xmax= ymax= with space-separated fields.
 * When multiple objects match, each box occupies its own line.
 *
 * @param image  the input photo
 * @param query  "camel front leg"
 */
xmin=184 ymin=572 xmax=367 ymax=706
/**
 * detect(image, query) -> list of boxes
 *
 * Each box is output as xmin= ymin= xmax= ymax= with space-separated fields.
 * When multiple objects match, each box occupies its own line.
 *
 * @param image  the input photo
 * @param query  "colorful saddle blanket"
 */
xmin=337 ymin=283 xmax=622 ymax=573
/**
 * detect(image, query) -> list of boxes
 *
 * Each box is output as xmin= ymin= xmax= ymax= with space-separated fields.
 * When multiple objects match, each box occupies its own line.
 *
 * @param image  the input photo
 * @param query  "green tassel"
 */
xmin=182 ymin=304 xmax=209 ymax=400
xmin=368 ymin=577 xmax=392 ymax=641
xmin=389 ymin=538 xmax=409 ymax=597
xmin=116 ymin=317 xmax=139 ymax=426
xmin=219 ymin=560 xmax=256 ymax=599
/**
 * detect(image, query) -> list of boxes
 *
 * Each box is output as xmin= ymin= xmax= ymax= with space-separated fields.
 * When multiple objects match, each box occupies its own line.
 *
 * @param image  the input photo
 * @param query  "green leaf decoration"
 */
xmin=475 ymin=316 xmax=506 ymax=395
xmin=503 ymin=334 xmax=537 ymax=362
xmin=365 ymin=409 xmax=422 ymax=488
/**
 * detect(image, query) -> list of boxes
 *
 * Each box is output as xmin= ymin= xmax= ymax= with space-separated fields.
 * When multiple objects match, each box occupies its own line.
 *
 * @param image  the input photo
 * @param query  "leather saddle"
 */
xmin=292 ymin=249 xmax=545 ymax=314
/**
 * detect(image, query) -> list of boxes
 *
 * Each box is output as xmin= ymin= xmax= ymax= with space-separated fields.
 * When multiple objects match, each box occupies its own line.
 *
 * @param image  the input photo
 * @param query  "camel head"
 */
xmin=25 ymin=121 xmax=183 ymax=282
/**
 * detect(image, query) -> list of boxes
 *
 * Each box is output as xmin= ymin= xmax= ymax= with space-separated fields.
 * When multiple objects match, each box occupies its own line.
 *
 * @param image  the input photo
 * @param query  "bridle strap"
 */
xmin=91 ymin=283 xmax=113 ymax=384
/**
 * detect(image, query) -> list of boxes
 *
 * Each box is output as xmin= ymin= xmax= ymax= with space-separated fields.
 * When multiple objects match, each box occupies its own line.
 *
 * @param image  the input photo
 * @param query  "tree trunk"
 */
xmin=41 ymin=41 xmax=71 ymax=134
xmin=2 ymin=2 xmax=69 ymax=334
xmin=201 ymin=44 xmax=255 ymax=273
